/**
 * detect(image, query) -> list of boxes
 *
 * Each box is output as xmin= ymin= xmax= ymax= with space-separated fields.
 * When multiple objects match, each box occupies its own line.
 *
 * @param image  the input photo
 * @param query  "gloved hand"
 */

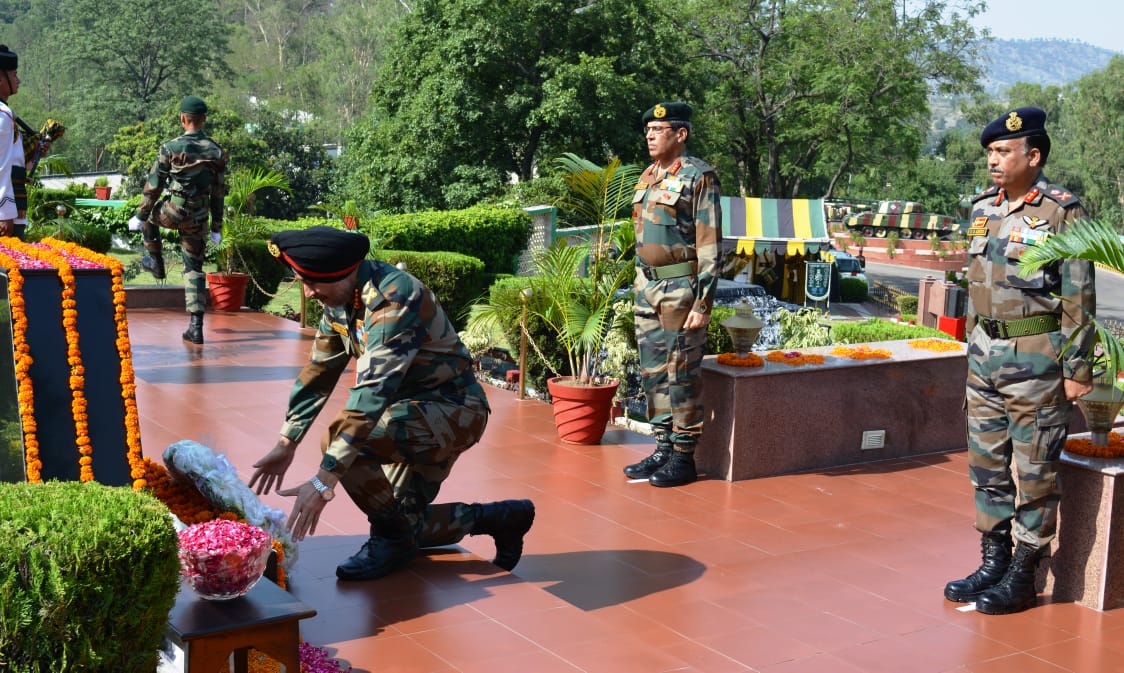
xmin=211 ymin=231 xmax=222 ymax=245
xmin=127 ymin=215 xmax=144 ymax=231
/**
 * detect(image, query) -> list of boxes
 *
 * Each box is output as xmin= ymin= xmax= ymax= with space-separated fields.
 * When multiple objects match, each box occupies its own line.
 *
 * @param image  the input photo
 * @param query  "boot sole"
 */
xmin=976 ymin=597 xmax=1036 ymax=615
xmin=493 ymin=501 xmax=535 ymax=571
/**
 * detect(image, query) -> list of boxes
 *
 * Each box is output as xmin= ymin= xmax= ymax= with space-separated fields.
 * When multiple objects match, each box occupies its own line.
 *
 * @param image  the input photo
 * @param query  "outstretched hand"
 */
xmin=277 ymin=482 xmax=326 ymax=541
xmin=248 ymin=438 xmax=298 ymax=495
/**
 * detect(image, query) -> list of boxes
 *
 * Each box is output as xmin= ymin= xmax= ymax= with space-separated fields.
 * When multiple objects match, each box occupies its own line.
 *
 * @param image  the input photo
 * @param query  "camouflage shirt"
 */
xmin=965 ymin=173 xmax=1096 ymax=381
xmin=632 ymin=154 xmax=722 ymax=313
xmin=137 ymin=130 xmax=227 ymax=231
xmin=279 ymin=260 xmax=488 ymax=475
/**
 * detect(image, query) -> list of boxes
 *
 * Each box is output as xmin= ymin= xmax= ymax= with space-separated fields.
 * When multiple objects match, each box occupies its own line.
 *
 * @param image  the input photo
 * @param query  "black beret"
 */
xmin=269 ymin=226 xmax=371 ymax=282
xmin=179 ymin=95 xmax=209 ymax=115
xmin=0 ymin=45 xmax=16 ymax=71
xmin=980 ymin=107 xmax=1048 ymax=147
xmin=642 ymin=101 xmax=692 ymax=126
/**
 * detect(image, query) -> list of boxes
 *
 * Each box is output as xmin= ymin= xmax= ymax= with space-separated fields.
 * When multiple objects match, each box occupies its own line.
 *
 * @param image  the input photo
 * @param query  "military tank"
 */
xmin=843 ymin=200 xmax=962 ymax=240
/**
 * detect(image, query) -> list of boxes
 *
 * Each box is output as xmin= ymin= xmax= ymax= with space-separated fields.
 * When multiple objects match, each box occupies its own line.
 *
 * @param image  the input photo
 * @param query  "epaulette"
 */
xmin=680 ymin=155 xmax=715 ymax=175
xmin=1041 ymin=184 xmax=1082 ymax=208
xmin=971 ymin=186 xmax=1000 ymax=203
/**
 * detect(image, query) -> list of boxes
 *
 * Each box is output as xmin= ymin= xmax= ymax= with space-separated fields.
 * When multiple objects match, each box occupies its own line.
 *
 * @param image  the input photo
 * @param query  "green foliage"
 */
xmin=93 ymin=175 xmax=109 ymax=187
xmin=896 ymin=294 xmax=919 ymax=315
xmin=332 ymin=0 xmax=687 ymax=212
xmin=0 ymin=481 xmax=180 ymax=673
xmin=830 ymin=318 xmax=949 ymax=343
xmin=25 ymin=220 xmax=112 ymax=254
xmin=366 ymin=206 xmax=532 ymax=275
xmin=706 ymin=305 xmax=736 ymax=355
xmin=839 ymin=277 xmax=869 ymax=303
xmin=378 ymin=250 xmax=487 ymax=330
xmin=26 ymin=189 xmax=77 ymax=226
xmin=776 ymin=308 xmax=833 ymax=349
xmin=216 ymin=169 xmax=293 ymax=274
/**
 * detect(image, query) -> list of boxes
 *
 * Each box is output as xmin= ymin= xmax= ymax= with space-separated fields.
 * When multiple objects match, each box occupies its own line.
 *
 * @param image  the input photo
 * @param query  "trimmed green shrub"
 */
xmin=830 ymin=317 xmax=950 ymax=343
xmin=707 ymin=305 xmax=735 ymax=354
xmin=367 ymin=205 xmax=532 ymax=275
xmin=379 ymin=250 xmax=486 ymax=329
xmin=896 ymin=294 xmax=919 ymax=315
xmin=0 ymin=481 xmax=180 ymax=672
xmin=839 ymin=277 xmax=868 ymax=303
xmin=235 ymin=239 xmax=293 ymax=311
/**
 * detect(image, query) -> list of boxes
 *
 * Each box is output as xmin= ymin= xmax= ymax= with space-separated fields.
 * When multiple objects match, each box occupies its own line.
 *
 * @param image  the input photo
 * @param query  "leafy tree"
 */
xmin=333 ymin=0 xmax=688 ymax=213
xmin=1065 ymin=56 xmax=1124 ymax=228
xmin=679 ymin=0 xmax=985 ymax=198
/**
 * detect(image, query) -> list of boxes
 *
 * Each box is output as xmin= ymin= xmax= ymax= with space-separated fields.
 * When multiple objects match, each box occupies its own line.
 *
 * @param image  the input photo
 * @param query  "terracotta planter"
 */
xmin=94 ymin=185 xmax=112 ymax=200
xmin=546 ymin=376 xmax=619 ymax=444
xmin=342 ymin=215 xmax=359 ymax=230
xmin=206 ymin=272 xmax=250 ymax=312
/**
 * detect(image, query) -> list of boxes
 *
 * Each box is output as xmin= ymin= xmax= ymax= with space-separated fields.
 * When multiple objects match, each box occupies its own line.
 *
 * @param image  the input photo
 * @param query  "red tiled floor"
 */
xmin=127 ymin=308 xmax=1124 ymax=672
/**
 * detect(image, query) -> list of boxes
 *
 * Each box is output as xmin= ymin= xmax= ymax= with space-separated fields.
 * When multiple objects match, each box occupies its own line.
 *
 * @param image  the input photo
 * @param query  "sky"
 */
xmin=971 ymin=0 xmax=1124 ymax=53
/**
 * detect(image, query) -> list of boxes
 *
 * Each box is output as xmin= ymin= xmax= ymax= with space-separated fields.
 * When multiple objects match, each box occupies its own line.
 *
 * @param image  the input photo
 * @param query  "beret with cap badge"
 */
xmin=980 ymin=106 xmax=1048 ymax=147
xmin=0 ymin=44 xmax=17 ymax=71
xmin=269 ymin=226 xmax=371 ymax=283
xmin=642 ymin=101 xmax=692 ymax=126
xmin=179 ymin=95 xmax=209 ymax=115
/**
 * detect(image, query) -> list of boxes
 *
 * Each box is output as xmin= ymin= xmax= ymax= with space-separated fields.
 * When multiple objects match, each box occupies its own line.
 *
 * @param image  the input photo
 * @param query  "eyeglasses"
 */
xmin=643 ymin=125 xmax=676 ymax=136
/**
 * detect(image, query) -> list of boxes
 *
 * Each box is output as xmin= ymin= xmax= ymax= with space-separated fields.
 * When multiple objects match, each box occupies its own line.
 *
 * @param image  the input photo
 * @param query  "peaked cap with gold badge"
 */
xmin=979 ymin=106 xmax=1049 ymax=147
xmin=269 ymin=226 xmax=371 ymax=282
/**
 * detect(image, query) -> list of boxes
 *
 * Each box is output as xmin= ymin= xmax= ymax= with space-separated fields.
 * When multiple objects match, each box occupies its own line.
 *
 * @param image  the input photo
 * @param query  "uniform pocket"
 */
xmin=1030 ymin=403 xmax=1072 ymax=464
xmin=965 ymin=236 xmax=989 ymax=284
xmin=653 ymin=190 xmax=681 ymax=208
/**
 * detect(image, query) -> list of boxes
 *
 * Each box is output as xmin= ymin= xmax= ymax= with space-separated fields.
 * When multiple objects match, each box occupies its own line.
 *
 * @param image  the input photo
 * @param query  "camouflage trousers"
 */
xmin=143 ymin=197 xmax=211 ymax=313
xmin=965 ymin=329 xmax=1073 ymax=548
xmin=329 ymin=393 xmax=490 ymax=547
xmin=634 ymin=271 xmax=707 ymax=449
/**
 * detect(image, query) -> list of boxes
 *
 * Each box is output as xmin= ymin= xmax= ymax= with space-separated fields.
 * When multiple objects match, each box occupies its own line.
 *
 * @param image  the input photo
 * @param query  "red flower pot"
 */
xmin=94 ymin=185 xmax=112 ymax=200
xmin=206 ymin=272 xmax=250 ymax=312
xmin=546 ymin=376 xmax=619 ymax=444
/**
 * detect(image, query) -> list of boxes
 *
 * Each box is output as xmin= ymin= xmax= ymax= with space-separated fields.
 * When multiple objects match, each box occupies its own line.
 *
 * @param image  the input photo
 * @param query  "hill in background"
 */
xmin=976 ymin=38 xmax=1117 ymax=96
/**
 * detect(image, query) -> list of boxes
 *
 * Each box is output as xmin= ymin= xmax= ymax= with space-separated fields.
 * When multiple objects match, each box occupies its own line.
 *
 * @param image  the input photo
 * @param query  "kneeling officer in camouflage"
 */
xmin=127 ymin=95 xmax=227 ymax=345
xmin=944 ymin=107 xmax=1096 ymax=615
xmin=248 ymin=227 xmax=535 ymax=581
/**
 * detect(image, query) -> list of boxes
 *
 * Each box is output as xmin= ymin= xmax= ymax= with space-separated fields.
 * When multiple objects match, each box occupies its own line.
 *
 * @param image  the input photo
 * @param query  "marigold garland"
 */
xmin=1065 ymin=432 xmax=1124 ymax=460
xmin=831 ymin=344 xmax=893 ymax=360
xmin=44 ymin=238 xmax=146 ymax=488
xmin=0 ymin=237 xmax=94 ymax=480
xmin=908 ymin=338 xmax=963 ymax=352
xmin=0 ymin=243 xmax=41 ymax=482
xmin=765 ymin=350 xmax=827 ymax=366
xmin=716 ymin=352 xmax=764 ymax=367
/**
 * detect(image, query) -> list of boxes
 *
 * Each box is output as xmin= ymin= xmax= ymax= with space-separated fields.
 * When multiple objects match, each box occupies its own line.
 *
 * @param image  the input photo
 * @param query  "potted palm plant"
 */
xmin=470 ymin=153 xmax=640 ymax=443
xmin=93 ymin=176 xmax=112 ymax=200
xmin=207 ymin=167 xmax=291 ymax=312
xmin=1017 ymin=218 xmax=1124 ymax=443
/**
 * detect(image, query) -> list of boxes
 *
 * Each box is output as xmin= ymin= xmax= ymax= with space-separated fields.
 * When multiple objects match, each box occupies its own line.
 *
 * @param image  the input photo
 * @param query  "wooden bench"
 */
xmin=164 ymin=577 xmax=316 ymax=673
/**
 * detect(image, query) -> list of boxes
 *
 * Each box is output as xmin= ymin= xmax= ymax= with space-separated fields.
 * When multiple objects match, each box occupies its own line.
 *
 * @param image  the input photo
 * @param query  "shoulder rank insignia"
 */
xmin=330 ymin=322 xmax=349 ymax=337
xmin=971 ymin=186 xmax=999 ymax=203
xmin=1045 ymin=187 xmax=1081 ymax=207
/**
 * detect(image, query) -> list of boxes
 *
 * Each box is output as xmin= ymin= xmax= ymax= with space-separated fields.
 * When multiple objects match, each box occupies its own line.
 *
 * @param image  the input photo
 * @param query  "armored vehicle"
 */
xmin=844 ymin=200 xmax=961 ymax=240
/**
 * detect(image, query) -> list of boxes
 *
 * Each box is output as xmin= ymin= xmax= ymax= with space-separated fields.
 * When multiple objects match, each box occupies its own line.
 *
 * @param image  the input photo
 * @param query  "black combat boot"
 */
xmin=944 ymin=531 xmax=1013 ymax=603
xmin=336 ymin=512 xmax=418 ymax=581
xmin=471 ymin=500 xmax=535 ymax=571
xmin=648 ymin=449 xmax=697 ymax=487
xmin=182 ymin=312 xmax=204 ymax=345
xmin=624 ymin=437 xmax=674 ymax=479
xmin=140 ymin=250 xmax=166 ymax=280
xmin=975 ymin=542 xmax=1042 ymax=615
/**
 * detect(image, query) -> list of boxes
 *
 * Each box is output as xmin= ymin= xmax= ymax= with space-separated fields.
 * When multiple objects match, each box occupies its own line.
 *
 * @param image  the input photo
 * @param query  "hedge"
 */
xmin=379 ymin=249 xmax=486 ymax=329
xmin=367 ymin=205 xmax=531 ymax=275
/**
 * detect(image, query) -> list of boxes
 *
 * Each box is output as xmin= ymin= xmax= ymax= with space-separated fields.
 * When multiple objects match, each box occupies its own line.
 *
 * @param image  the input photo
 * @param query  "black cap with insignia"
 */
xmin=269 ymin=226 xmax=371 ymax=282
xmin=0 ymin=45 xmax=17 ymax=71
xmin=980 ymin=106 xmax=1048 ymax=147
xmin=642 ymin=101 xmax=692 ymax=126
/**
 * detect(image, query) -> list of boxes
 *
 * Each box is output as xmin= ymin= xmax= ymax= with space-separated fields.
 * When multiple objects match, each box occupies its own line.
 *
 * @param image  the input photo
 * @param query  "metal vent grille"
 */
xmin=861 ymin=430 xmax=886 ymax=450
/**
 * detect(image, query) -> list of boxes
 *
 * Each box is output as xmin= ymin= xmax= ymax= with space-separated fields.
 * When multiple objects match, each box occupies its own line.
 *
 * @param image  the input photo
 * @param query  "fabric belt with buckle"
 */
xmin=640 ymin=261 xmax=694 ymax=280
xmin=977 ymin=314 xmax=1060 ymax=339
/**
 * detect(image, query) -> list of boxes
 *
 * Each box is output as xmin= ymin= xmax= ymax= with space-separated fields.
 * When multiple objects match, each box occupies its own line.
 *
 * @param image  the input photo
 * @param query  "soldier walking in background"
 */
xmin=623 ymin=101 xmax=722 ymax=488
xmin=945 ymin=107 xmax=1096 ymax=615
xmin=128 ymin=95 xmax=227 ymax=345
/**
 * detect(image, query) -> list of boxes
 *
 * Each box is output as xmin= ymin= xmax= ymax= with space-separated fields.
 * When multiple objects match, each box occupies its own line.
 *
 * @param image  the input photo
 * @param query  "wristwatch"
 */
xmin=309 ymin=475 xmax=335 ymax=502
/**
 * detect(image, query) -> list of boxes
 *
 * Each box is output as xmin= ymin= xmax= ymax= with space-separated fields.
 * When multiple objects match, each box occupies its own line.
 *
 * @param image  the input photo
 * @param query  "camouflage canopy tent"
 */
xmin=721 ymin=197 xmax=831 ymax=304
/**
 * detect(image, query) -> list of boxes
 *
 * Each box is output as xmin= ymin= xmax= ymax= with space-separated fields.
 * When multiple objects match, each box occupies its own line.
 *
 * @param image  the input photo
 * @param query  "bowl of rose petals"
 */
xmin=178 ymin=519 xmax=272 ymax=600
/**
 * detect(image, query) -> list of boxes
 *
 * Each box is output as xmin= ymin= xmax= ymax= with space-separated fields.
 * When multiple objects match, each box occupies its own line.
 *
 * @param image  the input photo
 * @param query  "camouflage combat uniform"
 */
xmin=632 ymin=155 xmax=722 ymax=450
xmin=278 ymin=259 xmax=491 ymax=545
xmin=136 ymin=130 xmax=227 ymax=313
xmin=964 ymin=174 xmax=1096 ymax=548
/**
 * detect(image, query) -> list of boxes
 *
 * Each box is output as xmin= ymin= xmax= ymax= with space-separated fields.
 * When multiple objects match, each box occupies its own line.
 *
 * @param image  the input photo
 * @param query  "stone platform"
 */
xmin=1038 ymin=446 xmax=1124 ymax=611
xmin=696 ymin=339 xmax=969 ymax=481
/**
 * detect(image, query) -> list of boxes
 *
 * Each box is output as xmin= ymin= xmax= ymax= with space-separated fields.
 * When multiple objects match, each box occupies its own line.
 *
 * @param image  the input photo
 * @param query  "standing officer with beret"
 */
xmin=128 ymin=95 xmax=228 ymax=345
xmin=248 ymin=227 xmax=535 ymax=581
xmin=623 ymin=101 xmax=722 ymax=487
xmin=0 ymin=45 xmax=26 ymax=239
xmin=944 ymin=107 xmax=1096 ymax=615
